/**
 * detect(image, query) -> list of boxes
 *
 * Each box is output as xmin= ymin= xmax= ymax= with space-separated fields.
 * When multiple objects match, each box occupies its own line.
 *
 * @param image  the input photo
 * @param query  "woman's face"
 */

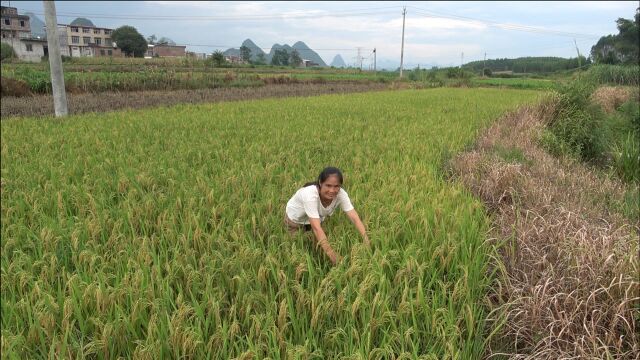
xmin=319 ymin=175 xmax=341 ymax=201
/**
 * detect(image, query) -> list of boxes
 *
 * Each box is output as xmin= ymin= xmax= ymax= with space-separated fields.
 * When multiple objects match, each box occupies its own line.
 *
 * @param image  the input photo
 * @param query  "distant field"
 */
xmin=471 ymin=77 xmax=558 ymax=90
xmin=0 ymin=64 xmax=393 ymax=94
xmin=1 ymin=88 xmax=541 ymax=358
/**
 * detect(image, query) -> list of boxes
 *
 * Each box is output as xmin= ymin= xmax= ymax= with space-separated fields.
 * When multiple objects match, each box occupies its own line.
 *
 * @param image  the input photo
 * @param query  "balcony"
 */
xmin=18 ymin=32 xmax=42 ymax=40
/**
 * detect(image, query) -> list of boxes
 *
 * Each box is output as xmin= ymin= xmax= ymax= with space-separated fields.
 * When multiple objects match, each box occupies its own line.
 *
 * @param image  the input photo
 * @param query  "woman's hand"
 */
xmin=346 ymin=209 xmax=369 ymax=247
xmin=327 ymin=249 xmax=341 ymax=265
xmin=309 ymin=218 xmax=341 ymax=265
xmin=363 ymin=235 xmax=371 ymax=247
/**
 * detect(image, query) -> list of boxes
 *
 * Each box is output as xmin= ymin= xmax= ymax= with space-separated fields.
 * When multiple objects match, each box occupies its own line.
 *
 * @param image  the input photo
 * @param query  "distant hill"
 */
xmin=223 ymin=48 xmax=240 ymax=57
xmin=292 ymin=41 xmax=326 ymax=67
xmin=330 ymin=54 xmax=346 ymax=68
xmin=70 ymin=17 xmax=95 ymax=27
xmin=224 ymin=39 xmax=265 ymax=62
xmin=225 ymin=39 xmax=326 ymax=66
xmin=266 ymin=43 xmax=292 ymax=64
xmin=24 ymin=12 xmax=45 ymax=38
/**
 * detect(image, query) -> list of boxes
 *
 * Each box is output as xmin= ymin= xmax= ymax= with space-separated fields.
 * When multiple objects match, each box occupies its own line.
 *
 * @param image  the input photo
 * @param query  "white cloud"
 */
xmin=145 ymin=1 xmax=270 ymax=15
xmin=544 ymin=1 xmax=636 ymax=12
xmin=132 ymin=1 xmax=634 ymax=65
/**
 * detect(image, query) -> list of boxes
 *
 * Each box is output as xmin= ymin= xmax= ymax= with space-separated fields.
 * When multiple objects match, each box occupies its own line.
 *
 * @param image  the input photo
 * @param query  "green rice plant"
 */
xmin=1 ymin=67 xmax=390 ymax=94
xmin=1 ymin=88 xmax=541 ymax=358
xmin=471 ymin=77 xmax=558 ymax=90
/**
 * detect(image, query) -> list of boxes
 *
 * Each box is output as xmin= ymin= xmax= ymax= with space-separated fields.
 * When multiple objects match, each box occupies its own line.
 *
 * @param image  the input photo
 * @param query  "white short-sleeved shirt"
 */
xmin=286 ymin=185 xmax=354 ymax=225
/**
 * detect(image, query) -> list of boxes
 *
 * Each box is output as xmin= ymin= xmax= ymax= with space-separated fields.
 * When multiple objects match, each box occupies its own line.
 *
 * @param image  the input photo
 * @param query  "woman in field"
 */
xmin=285 ymin=167 xmax=370 ymax=265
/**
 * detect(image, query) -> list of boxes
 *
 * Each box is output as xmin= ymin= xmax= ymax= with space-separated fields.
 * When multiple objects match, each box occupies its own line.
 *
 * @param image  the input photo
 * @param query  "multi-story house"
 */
xmin=63 ymin=18 xmax=121 ymax=57
xmin=1 ymin=6 xmax=46 ymax=62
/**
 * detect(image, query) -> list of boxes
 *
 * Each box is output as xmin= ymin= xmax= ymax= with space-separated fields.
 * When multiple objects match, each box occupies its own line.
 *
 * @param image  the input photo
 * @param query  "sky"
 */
xmin=2 ymin=1 xmax=637 ymax=69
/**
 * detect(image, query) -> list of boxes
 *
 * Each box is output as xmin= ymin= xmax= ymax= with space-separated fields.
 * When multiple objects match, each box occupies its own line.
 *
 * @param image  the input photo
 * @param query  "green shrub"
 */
xmin=545 ymin=73 xmax=640 ymax=184
xmin=549 ymin=106 xmax=607 ymax=161
xmin=446 ymin=67 xmax=472 ymax=79
xmin=1 ymin=42 xmax=16 ymax=61
xmin=539 ymin=127 xmax=579 ymax=159
xmin=618 ymin=99 xmax=640 ymax=133
xmin=612 ymin=133 xmax=640 ymax=182
xmin=544 ymin=79 xmax=607 ymax=162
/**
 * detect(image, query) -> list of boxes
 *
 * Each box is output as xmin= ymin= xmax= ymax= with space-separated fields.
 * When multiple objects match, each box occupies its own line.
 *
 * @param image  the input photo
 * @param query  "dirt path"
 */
xmin=450 ymin=100 xmax=639 ymax=359
xmin=1 ymin=82 xmax=389 ymax=119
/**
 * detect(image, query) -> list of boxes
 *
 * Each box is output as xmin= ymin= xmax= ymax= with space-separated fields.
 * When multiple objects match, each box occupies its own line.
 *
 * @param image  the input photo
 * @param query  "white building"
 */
xmin=1 ymin=6 xmax=46 ymax=62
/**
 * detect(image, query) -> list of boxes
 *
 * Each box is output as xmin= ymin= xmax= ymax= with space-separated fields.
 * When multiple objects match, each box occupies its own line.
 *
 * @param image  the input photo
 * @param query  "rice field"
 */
xmin=1 ymin=64 xmax=392 ymax=94
xmin=1 ymin=88 xmax=541 ymax=358
xmin=471 ymin=77 xmax=558 ymax=90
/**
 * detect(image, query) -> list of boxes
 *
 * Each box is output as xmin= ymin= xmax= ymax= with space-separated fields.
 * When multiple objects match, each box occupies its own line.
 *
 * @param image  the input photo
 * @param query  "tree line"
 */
xmin=463 ymin=56 xmax=590 ymax=74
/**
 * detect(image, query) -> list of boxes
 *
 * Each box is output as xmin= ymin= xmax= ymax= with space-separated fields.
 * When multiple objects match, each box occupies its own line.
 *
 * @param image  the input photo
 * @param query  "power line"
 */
xmin=19 ymin=6 xmax=398 ymax=21
xmin=181 ymin=44 xmax=364 ymax=52
xmin=483 ymin=38 xmax=595 ymax=58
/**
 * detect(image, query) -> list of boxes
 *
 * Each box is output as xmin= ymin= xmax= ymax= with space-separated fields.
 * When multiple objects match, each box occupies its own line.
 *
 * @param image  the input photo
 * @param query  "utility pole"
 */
xmin=356 ymin=47 xmax=363 ymax=70
xmin=43 ymin=0 xmax=68 ymax=117
xmin=373 ymin=48 xmax=376 ymax=74
xmin=399 ymin=6 xmax=406 ymax=78
xmin=573 ymin=38 xmax=582 ymax=70
xmin=483 ymin=52 xmax=487 ymax=77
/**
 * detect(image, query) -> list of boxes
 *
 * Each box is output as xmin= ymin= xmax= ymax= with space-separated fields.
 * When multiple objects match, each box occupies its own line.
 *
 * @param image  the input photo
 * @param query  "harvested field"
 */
xmin=1 ymin=82 xmax=389 ymax=119
xmin=450 ymin=98 xmax=639 ymax=359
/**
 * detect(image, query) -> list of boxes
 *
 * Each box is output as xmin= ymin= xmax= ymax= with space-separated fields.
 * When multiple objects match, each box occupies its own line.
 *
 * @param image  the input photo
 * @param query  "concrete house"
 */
xmin=1 ymin=6 xmax=46 ymax=62
xmin=62 ymin=18 xmax=121 ymax=58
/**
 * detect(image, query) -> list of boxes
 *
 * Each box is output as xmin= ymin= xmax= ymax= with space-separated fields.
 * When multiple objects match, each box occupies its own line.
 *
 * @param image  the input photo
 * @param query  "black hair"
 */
xmin=303 ymin=167 xmax=344 ymax=188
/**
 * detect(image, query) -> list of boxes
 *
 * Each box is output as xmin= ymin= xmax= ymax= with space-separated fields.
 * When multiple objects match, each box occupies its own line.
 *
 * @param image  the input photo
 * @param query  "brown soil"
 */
xmin=449 ymin=97 xmax=639 ymax=359
xmin=0 ymin=82 xmax=389 ymax=119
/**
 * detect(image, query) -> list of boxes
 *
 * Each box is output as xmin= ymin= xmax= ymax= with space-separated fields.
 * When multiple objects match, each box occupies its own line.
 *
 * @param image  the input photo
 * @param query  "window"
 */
xmin=93 ymin=29 xmax=100 ymax=34
xmin=100 ymin=49 xmax=105 ymax=55
xmin=95 ymin=38 xmax=101 ymax=45
xmin=20 ymin=20 xmax=25 ymax=27
xmin=83 ymin=28 xmax=90 ymax=33
xmin=107 ymin=50 xmax=112 ymax=55
xmin=71 ymin=36 xmax=79 ymax=44
xmin=4 ymin=19 xmax=10 ymax=25
xmin=71 ymin=26 xmax=78 ymax=32
xmin=1 ymin=33 xmax=6 ymax=38
xmin=104 ymin=29 xmax=111 ymax=35
xmin=104 ymin=37 xmax=111 ymax=45
xmin=26 ymin=44 xmax=33 ymax=52
xmin=83 ymin=36 xmax=90 ymax=44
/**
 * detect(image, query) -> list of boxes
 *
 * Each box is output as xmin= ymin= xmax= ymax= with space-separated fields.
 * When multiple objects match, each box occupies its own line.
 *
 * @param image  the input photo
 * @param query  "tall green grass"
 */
xmin=584 ymin=64 xmax=640 ymax=86
xmin=1 ymin=88 xmax=541 ymax=358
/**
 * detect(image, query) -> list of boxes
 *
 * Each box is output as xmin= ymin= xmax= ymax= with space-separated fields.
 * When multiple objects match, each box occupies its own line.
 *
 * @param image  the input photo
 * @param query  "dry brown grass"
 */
xmin=0 ymin=76 xmax=31 ymax=97
xmin=450 ymin=96 xmax=639 ymax=359
xmin=0 ymin=82 xmax=389 ymax=118
xmin=591 ymin=86 xmax=633 ymax=113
